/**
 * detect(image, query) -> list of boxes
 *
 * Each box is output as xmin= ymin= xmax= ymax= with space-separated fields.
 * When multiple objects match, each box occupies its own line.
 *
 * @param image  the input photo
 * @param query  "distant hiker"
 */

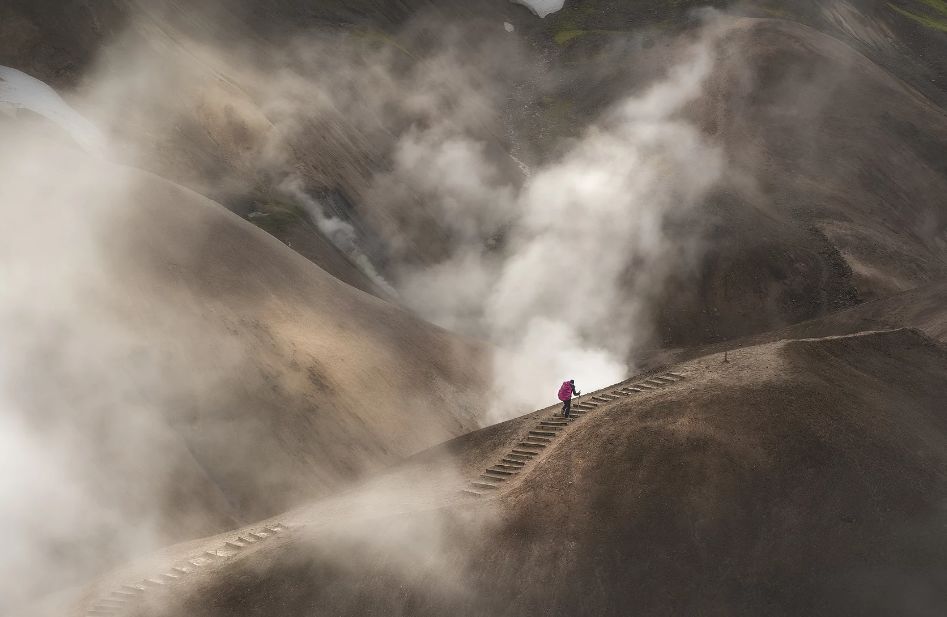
xmin=558 ymin=379 xmax=581 ymax=418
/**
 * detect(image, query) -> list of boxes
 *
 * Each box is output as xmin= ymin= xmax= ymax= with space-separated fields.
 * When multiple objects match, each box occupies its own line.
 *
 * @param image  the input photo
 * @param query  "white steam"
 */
xmin=0 ymin=12 xmax=726 ymax=612
xmin=278 ymin=176 xmax=398 ymax=297
xmin=394 ymin=43 xmax=723 ymax=420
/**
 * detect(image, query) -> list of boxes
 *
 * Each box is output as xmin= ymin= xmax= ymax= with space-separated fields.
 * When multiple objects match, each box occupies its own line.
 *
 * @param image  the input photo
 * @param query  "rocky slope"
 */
xmin=3 ymin=1 xmax=945 ymax=351
xmin=100 ymin=326 xmax=947 ymax=617
xmin=0 ymin=129 xmax=487 ymax=612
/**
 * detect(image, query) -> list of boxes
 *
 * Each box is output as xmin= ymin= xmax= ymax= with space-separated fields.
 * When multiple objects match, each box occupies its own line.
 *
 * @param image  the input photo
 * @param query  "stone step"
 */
xmin=536 ymin=423 xmax=563 ymax=430
xmin=248 ymin=532 xmax=268 ymax=541
xmin=620 ymin=387 xmax=642 ymax=393
xmin=529 ymin=430 xmax=557 ymax=438
xmin=471 ymin=481 xmax=500 ymax=490
xmin=666 ymin=371 xmax=684 ymax=379
xmin=643 ymin=379 xmax=664 ymax=386
xmin=481 ymin=474 xmax=508 ymax=484
xmin=121 ymin=584 xmax=145 ymax=593
xmin=525 ymin=434 xmax=552 ymax=442
xmin=461 ymin=489 xmax=483 ymax=497
xmin=224 ymin=542 xmax=244 ymax=551
xmin=493 ymin=463 xmax=522 ymax=471
xmin=517 ymin=441 xmax=547 ymax=449
xmin=501 ymin=458 xmax=526 ymax=467
xmin=591 ymin=396 xmax=611 ymax=403
xmin=111 ymin=591 xmax=139 ymax=599
xmin=636 ymin=383 xmax=656 ymax=389
xmin=171 ymin=567 xmax=190 ymax=574
xmin=141 ymin=578 xmax=165 ymax=587
xmin=540 ymin=421 xmax=568 ymax=427
xmin=485 ymin=467 xmax=517 ymax=476
xmin=95 ymin=599 xmax=126 ymax=607
xmin=92 ymin=603 xmax=124 ymax=612
xmin=159 ymin=573 xmax=179 ymax=582
xmin=510 ymin=450 xmax=537 ymax=457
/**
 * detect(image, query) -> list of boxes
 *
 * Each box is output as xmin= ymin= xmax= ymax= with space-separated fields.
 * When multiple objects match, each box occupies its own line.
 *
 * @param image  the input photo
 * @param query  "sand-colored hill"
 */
xmin=67 ymin=326 xmax=947 ymax=617
xmin=0 ymin=131 xmax=487 ymax=613
xmin=4 ymin=3 xmax=946 ymax=351
xmin=3 ymin=2 xmax=947 ymax=615
xmin=549 ymin=15 xmax=947 ymax=347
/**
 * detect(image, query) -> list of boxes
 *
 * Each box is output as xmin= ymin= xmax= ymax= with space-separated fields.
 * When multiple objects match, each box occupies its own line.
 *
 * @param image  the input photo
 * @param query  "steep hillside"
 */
xmin=84 ymin=327 xmax=947 ymax=617
xmin=4 ymin=2 xmax=945 ymax=353
xmin=542 ymin=14 xmax=947 ymax=347
xmin=0 ymin=0 xmax=534 ymax=295
xmin=4 ymin=3 xmax=947 ymax=614
xmin=0 ymin=130 xmax=487 ymax=611
xmin=643 ymin=278 xmax=947 ymax=372
xmin=655 ymin=17 xmax=947 ymax=344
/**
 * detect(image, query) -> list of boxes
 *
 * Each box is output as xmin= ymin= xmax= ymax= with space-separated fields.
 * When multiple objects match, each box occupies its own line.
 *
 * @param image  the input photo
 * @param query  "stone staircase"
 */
xmin=462 ymin=371 xmax=686 ymax=497
xmin=83 ymin=523 xmax=288 ymax=617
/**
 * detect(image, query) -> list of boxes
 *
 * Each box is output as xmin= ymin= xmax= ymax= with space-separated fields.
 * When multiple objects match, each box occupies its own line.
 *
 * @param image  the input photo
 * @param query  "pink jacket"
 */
xmin=558 ymin=381 xmax=574 ymax=402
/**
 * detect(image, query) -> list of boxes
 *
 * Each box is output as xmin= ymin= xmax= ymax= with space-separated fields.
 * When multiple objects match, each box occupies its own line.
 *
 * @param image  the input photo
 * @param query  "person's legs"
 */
xmin=563 ymin=397 xmax=571 ymax=418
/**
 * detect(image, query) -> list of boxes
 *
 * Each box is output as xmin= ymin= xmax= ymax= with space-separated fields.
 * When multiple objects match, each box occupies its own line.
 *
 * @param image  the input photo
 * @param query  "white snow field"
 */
xmin=512 ymin=0 xmax=565 ymax=18
xmin=0 ymin=65 xmax=104 ymax=154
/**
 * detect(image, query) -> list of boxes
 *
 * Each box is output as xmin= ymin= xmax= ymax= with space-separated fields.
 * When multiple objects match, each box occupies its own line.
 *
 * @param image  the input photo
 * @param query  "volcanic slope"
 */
xmin=6 ymin=4 xmax=947 ymax=350
xmin=653 ymin=16 xmax=947 ymax=346
xmin=78 ymin=327 xmax=947 ymax=617
xmin=0 ymin=132 xmax=487 ymax=549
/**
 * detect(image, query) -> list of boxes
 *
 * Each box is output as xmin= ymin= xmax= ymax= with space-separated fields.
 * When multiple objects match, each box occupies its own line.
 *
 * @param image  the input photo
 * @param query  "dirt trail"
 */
xmin=76 ymin=327 xmax=947 ymax=617
xmin=462 ymin=371 xmax=689 ymax=497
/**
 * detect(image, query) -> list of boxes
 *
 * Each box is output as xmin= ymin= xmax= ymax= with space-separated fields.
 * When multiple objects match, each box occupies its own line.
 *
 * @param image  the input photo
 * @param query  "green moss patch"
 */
xmin=888 ymin=1 xmax=947 ymax=32
xmin=246 ymin=201 xmax=313 ymax=238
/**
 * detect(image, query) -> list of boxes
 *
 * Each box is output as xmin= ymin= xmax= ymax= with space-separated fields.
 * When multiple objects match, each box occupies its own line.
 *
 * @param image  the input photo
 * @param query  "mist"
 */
xmin=164 ymin=11 xmax=726 ymax=421
xmin=0 ymin=5 xmax=726 ymax=615
xmin=380 ymin=36 xmax=724 ymax=420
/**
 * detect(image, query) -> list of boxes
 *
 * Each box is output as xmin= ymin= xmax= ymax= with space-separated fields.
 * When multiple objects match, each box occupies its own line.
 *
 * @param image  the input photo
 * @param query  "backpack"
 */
xmin=558 ymin=381 xmax=573 ymax=402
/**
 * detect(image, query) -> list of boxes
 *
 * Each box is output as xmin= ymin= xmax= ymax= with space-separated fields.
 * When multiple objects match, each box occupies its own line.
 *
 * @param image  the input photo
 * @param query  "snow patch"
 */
xmin=0 ymin=66 xmax=104 ymax=154
xmin=504 ymin=21 xmax=515 ymax=33
xmin=511 ymin=0 xmax=565 ymax=18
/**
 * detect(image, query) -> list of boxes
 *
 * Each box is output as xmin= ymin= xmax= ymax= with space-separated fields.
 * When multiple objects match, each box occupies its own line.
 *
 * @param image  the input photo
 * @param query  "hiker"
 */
xmin=558 ymin=379 xmax=581 ymax=418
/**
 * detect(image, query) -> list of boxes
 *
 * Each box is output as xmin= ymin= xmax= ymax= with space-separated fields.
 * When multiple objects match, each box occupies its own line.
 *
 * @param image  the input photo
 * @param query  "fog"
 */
xmin=0 ymin=4 xmax=726 ymax=615
xmin=391 ymin=40 xmax=723 ymax=420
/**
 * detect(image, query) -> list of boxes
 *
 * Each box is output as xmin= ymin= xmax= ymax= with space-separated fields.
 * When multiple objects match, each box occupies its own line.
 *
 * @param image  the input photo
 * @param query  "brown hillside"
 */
xmin=70 ymin=327 xmax=947 ymax=617
xmin=5 ymin=5 xmax=946 ymax=351
xmin=0 ymin=132 xmax=487 ymax=609
xmin=652 ymin=17 xmax=947 ymax=345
